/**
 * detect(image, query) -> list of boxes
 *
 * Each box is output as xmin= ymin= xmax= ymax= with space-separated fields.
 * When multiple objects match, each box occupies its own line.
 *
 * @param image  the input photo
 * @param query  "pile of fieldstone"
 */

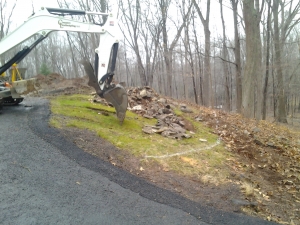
xmin=127 ymin=86 xmax=194 ymax=139
xmin=93 ymin=86 xmax=195 ymax=139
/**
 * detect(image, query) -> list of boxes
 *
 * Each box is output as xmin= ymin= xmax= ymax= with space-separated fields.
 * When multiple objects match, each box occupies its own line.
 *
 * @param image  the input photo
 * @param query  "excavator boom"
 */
xmin=0 ymin=7 xmax=127 ymax=124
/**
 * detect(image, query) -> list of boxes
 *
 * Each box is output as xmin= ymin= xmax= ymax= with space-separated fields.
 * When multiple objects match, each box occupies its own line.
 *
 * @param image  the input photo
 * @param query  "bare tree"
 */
xmin=118 ymin=0 xmax=147 ymax=86
xmin=158 ymin=0 xmax=192 ymax=97
xmin=242 ymin=0 xmax=264 ymax=119
xmin=0 ymin=0 xmax=16 ymax=40
xmin=219 ymin=0 xmax=231 ymax=111
xmin=191 ymin=14 xmax=204 ymax=105
xmin=192 ymin=0 xmax=212 ymax=107
xmin=181 ymin=7 xmax=198 ymax=104
xmin=262 ymin=0 xmax=271 ymax=120
xmin=230 ymin=0 xmax=242 ymax=113
xmin=139 ymin=0 xmax=162 ymax=87
xmin=272 ymin=0 xmax=300 ymax=123
xmin=0 ymin=0 xmax=17 ymax=65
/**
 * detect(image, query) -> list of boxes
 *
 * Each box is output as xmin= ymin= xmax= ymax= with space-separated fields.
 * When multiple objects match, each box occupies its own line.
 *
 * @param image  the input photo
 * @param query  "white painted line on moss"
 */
xmin=145 ymin=139 xmax=221 ymax=159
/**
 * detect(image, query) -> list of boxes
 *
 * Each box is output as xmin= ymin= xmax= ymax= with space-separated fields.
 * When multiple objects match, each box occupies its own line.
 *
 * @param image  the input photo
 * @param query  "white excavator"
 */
xmin=0 ymin=7 xmax=128 ymax=124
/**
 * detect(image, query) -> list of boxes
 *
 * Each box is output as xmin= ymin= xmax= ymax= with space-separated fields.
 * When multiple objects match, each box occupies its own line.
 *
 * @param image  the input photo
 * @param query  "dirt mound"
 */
xmin=35 ymin=73 xmax=92 ymax=95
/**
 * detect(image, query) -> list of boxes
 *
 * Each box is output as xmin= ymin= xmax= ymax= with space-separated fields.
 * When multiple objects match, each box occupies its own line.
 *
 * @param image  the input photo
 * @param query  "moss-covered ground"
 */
xmin=50 ymin=94 xmax=231 ymax=184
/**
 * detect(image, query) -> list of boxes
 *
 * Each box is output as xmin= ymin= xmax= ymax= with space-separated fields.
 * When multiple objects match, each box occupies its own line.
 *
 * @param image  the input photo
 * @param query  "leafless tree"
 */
xmin=181 ymin=5 xmax=198 ymax=104
xmin=242 ymin=0 xmax=264 ymax=119
xmin=192 ymin=0 xmax=212 ymax=107
xmin=219 ymin=0 xmax=231 ymax=111
xmin=272 ymin=0 xmax=300 ymax=123
xmin=158 ymin=0 xmax=192 ymax=97
xmin=262 ymin=0 xmax=271 ymax=120
xmin=230 ymin=0 xmax=242 ymax=113
xmin=0 ymin=0 xmax=17 ymax=65
xmin=118 ymin=0 xmax=148 ymax=86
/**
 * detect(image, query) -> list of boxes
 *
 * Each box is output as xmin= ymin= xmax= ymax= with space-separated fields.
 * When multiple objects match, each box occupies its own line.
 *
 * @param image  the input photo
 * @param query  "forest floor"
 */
xmin=33 ymin=74 xmax=300 ymax=225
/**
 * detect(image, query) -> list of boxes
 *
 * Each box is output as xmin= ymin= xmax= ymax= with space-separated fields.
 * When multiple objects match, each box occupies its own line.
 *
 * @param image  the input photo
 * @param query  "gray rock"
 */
xmin=143 ymin=114 xmax=154 ymax=119
xmin=142 ymin=126 xmax=155 ymax=134
xmin=180 ymin=106 xmax=193 ymax=113
xmin=252 ymin=127 xmax=261 ymax=133
xmin=158 ymin=98 xmax=167 ymax=104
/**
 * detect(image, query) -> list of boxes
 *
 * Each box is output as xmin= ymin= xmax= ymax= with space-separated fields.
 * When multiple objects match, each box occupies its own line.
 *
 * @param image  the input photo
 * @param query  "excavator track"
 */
xmin=3 ymin=96 xmax=23 ymax=106
xmin=0 ymin=98 xmax=3 ymax=110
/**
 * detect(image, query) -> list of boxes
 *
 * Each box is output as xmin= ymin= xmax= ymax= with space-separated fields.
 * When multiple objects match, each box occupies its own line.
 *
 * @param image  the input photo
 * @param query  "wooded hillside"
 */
xmin=1 ymin=0 xmax=300 ymax=123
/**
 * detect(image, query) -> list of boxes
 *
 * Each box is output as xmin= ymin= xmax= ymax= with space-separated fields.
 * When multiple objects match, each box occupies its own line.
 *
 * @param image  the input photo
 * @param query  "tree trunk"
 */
xmin=193 ymin=22 xmax=203 ymax=105
xmin=231 ymin=0 xmax=242 ymax=113
xmin=220 ymin=0 xmax=230 ymax=111
xmin=193 ymin=0 xmax=212 ymax=107
xmin=242 ymin=0 xmax=263 ymax=119
xmin=262 ymin=1 xmax=271 ymax=120
xmin=159 ymin=0 xmax=192 ymax=97
xmin=66 ymin=33 xmax=80 ymax=78
xmin=273 ymin=0 xmax=287 ymax=123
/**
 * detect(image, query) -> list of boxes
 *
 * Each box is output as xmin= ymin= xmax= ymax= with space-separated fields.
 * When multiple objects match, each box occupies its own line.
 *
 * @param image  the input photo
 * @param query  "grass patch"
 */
xmin=50 ymin=94 xmax=232 ymax=184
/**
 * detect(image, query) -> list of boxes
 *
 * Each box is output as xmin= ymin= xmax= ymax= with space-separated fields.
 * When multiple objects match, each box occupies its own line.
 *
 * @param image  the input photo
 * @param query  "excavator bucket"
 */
xmin=12 ymin=78 xmax=40 ymax=95
xmin=80 ymin=60 xmax=128 ymax=124
xmin=103 ymin=84 xmax=128 ymax=124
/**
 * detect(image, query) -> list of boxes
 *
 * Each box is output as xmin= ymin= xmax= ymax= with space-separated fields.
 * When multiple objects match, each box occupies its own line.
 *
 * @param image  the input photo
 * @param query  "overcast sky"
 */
xmin=12 ymin=0 xmax=59 ymax=27
xmin=9 ymin=0 xmax=235 ymax=39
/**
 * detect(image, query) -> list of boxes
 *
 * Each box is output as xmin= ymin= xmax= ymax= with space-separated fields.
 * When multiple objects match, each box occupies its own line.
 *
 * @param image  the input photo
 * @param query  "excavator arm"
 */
xmin=0 ymin=7 xmax=128 ymax=124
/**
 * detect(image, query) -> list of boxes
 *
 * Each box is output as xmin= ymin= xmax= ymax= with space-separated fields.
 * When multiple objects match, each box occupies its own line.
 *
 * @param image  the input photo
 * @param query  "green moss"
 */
xmin=50 ymin=94 xmax=231 ymax=184
xmin=173 ymin=108 xmax=183 ymax=116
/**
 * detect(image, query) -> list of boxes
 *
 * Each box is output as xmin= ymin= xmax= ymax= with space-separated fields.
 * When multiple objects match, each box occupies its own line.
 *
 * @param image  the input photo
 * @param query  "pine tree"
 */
xmin=40 ymin=63 xmax=51 ymax=75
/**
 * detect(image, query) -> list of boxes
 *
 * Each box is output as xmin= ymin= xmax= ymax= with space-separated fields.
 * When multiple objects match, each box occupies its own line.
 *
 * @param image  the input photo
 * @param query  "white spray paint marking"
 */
xmin=145 ymin=139 xmax=221 ymax=159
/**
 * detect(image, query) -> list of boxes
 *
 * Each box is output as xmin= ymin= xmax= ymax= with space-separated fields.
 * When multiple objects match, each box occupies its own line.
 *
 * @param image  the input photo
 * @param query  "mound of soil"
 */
xmin=35 ymin=73 xmax=93 ymax=95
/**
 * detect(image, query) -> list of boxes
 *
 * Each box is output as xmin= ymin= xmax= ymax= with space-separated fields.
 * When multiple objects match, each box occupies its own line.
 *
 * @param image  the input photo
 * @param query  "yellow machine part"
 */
xmin=11 ymin=63 xmax=23 ymax=82
xmin=5 ymin=64 xmax=40 ymax=96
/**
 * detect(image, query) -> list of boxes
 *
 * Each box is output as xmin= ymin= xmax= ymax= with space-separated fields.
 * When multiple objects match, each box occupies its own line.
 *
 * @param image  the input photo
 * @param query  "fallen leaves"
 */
xmin=193 ymin=107 xmax=300 ymax=224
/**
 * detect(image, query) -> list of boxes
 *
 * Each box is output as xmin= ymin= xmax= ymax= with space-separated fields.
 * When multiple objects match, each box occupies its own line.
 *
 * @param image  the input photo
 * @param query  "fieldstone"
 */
xmin=244 ymin=130 xmax=250 ymax=136
xmin=180 ymin=106 xmax=193 ymax=113
xmin=158 ymin=98 xmax=167 ymax=104
xmin=171 ymin=123 xmax=186 ymax=133
xmin=155 ymin=127 xmax=169 ymax=133
xmin=252 ymin=127 xmax=261 ymax=133
xmin=113 ymin=86 xmax=194 ymax=139
xmin=140 ymin=89 xmax=149 ymax=98
xmin=195 ymin=116 xmax=203 ymax=121
xmin=162 ymin=108 xmax=172 ymax=114
xmin=267 ymin=142 xmax=275 ymax=147
xmin=132 ymin=105 xmax=143 ymax=110
xmin=178 ymin=120 xmax=185 ymax=127
xmin=143 ymin=114 xmax=153 ymax=119
xmin=142 ymin=126 xmax=155 ymax=134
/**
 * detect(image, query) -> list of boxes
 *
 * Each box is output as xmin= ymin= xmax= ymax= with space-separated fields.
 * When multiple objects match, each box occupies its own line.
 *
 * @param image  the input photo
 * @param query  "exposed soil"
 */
xmin=33 ymin=74 xmax=300 ymax=224
xmin=59 ymin=127 xmax=244 ymax=213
